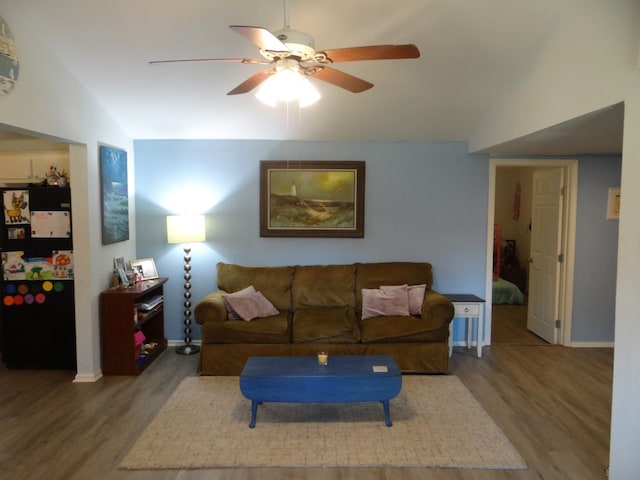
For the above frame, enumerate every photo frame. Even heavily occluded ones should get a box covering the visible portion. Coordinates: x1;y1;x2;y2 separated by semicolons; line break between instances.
100;144;129;244
117;267;129;286
130;258;159;280
606;187;620;220
114;257;128;286
260;160;365;237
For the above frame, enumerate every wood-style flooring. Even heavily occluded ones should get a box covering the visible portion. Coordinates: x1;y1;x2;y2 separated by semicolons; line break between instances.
492;302;547;345
0;341;612;479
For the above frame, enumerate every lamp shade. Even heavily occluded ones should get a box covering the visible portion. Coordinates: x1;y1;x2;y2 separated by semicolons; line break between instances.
166;215;205;244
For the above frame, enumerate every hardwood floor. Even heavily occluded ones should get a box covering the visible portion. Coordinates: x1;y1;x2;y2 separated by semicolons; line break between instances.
0;344;613;480
492;302;547;345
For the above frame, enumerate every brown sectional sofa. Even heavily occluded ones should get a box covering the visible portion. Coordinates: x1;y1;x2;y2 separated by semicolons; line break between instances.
194;261;455;375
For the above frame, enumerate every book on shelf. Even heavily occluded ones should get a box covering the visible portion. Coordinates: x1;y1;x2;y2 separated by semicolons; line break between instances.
135;295;163;312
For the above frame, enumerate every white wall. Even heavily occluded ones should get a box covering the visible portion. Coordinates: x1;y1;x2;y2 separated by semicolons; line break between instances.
468;0;638;153
610;86;640;480
468;1;640;477
0;3;135;380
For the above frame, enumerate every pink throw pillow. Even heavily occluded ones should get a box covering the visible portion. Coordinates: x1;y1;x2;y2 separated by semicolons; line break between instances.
361;285;410;320
222;286;256;320
382;284;426;315
223;291;279;321
408;284;427;315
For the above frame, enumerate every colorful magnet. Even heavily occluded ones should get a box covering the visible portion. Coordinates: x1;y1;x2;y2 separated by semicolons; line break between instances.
3;295;14;306
42;281;53;292
24;293;34;304
13;295;23;305
17;284;28;295
35;292;46;304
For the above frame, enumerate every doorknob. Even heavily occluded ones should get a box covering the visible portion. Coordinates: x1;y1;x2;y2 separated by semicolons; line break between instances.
527;258;533;263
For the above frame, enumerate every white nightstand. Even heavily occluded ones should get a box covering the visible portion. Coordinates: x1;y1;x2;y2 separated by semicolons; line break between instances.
443;294;486;358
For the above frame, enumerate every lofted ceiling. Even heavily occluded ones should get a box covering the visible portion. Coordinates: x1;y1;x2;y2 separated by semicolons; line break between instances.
2;0;623;154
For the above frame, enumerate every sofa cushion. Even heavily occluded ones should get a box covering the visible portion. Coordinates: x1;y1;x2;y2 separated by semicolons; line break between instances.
201;311;290;344
217;262;294;311
222;290;279;321
292;306;361;343
360;316;448;343
355;262;433;310
361;285;410;319
292;264;355;309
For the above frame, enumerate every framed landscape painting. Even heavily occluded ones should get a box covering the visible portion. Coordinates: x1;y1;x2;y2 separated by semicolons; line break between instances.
260;160;365;237
100;144;129;244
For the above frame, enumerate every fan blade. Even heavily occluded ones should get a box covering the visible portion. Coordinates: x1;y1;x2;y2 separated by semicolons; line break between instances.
149;57;269;65
229;25;290;53
319;44;420;63
308;67;373;93
227;69;275;95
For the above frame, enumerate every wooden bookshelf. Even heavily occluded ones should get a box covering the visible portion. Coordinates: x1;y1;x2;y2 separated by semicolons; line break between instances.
100;278;168;375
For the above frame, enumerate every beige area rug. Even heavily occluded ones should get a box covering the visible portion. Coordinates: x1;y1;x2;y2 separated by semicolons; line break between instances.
120;375;526;470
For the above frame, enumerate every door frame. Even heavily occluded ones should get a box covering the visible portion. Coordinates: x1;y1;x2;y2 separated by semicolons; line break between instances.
485;158;578;346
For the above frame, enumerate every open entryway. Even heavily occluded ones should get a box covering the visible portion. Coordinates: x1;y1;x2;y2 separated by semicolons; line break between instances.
485;159;578;347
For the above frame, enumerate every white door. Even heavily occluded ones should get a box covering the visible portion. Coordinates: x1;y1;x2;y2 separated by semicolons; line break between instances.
527;168;564;343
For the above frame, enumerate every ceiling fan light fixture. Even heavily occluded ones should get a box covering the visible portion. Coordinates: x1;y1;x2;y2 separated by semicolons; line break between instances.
255;66;320;108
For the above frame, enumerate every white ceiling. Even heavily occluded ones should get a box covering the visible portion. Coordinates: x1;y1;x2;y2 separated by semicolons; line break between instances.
4;0;623;154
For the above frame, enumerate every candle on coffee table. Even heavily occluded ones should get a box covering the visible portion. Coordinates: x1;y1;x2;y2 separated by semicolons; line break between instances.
317;352;328;365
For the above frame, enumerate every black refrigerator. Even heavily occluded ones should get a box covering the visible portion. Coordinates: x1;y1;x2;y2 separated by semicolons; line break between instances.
0;186;76;369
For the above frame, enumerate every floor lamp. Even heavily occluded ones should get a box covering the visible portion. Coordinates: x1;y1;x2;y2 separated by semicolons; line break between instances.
166;214;205;355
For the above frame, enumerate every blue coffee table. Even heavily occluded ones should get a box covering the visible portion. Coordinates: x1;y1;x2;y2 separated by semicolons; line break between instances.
239;355;402;428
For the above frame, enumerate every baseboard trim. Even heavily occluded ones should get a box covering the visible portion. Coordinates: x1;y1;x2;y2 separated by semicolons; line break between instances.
453;340;614;348
451;340;480;348
166;339;613;350
570;341;614;348
168;339;202;348
73;371;103;383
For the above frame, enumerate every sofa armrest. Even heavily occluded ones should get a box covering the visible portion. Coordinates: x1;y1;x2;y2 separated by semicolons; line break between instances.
420;290;455;329
194;290;228;325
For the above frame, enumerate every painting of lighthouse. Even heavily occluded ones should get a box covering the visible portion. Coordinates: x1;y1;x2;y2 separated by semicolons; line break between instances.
260;161;365;238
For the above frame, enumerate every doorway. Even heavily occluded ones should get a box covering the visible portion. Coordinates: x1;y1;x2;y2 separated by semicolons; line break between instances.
485;159;578;347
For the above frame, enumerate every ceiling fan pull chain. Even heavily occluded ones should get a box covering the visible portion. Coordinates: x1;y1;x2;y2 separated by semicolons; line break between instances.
283;0;291;29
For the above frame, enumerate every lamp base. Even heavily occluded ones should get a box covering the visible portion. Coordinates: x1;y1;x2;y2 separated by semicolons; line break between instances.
175;344;200;355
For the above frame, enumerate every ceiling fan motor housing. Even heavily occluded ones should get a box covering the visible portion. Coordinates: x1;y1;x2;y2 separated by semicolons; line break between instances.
270;28;315;60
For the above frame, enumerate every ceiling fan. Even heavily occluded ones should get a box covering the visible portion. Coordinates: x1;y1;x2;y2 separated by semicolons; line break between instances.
149;1;420;98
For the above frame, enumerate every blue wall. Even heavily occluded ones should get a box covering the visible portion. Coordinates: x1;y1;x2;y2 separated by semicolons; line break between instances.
572;155;621;342
133;139;619;344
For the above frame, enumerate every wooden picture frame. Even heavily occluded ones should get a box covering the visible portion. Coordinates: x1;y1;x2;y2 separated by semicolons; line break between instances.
260;161;365;238
99;144;129;244
130;258;159;280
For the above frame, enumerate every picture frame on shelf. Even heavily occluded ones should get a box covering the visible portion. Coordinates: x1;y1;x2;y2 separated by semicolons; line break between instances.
259;160;365;238
113;256;129;286
117;267;129;286
130;258;159;280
